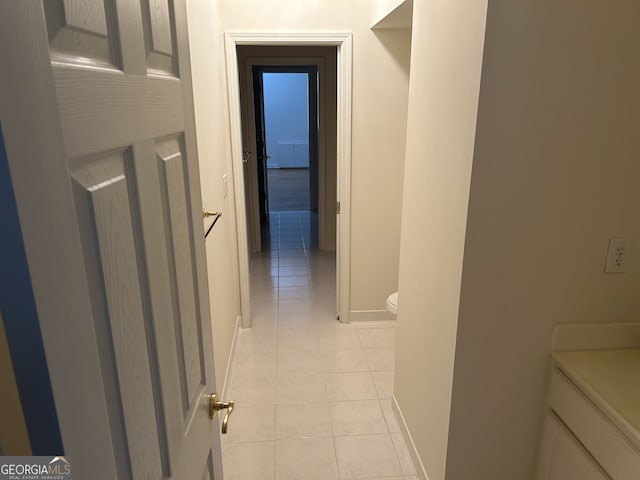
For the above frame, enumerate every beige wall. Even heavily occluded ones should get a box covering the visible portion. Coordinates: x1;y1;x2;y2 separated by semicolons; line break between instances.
219;0;411;315
446;0;640;478
371;0;413;29
396;0;640;478
371;0;405;26
186;0;242;394
393;0;488;479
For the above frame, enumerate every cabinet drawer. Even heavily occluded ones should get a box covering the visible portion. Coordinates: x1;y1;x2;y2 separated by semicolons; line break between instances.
550;369;640;480
537;412;608;480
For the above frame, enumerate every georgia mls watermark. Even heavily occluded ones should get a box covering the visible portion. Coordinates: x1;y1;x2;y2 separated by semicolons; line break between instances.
0;457;71;480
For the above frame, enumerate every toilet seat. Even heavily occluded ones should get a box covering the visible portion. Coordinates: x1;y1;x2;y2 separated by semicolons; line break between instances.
386;292;398;315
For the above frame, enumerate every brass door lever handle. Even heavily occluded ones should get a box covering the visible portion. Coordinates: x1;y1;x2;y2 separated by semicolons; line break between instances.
203;210;223;239
203;209;222;219
209;394;234;434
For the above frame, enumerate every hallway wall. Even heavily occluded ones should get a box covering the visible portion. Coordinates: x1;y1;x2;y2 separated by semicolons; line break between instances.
395;0;640;479
220;0;411;317
447;0;640;478
394;1;489;479
187;0;242;394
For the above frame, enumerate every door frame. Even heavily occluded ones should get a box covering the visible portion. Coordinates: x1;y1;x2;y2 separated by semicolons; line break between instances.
224;32;353;326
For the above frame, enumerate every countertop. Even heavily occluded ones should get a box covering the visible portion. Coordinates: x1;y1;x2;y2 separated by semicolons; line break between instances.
552;348;640;451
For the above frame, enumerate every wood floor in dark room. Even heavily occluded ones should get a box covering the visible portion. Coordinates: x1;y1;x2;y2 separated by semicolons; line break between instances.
267;167;310;211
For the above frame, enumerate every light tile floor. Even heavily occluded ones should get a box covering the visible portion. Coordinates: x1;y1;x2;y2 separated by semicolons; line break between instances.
222;211;416;480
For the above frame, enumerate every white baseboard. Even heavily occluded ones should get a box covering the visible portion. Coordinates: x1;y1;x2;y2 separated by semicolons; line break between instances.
221;315;242;401
349;320;397;329
349;309;394;322
392;394;429;480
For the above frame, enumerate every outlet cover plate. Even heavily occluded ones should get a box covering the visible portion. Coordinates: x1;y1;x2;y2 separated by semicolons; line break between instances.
604;238;632;273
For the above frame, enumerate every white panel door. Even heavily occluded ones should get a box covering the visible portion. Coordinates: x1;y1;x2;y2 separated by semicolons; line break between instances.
0;2;223;479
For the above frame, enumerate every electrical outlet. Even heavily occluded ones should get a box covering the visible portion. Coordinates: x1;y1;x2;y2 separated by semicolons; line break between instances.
222;173;229;198
604;238;632;273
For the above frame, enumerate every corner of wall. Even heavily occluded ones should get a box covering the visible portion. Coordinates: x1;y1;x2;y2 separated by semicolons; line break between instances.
221;315;242;400
391;395;428;480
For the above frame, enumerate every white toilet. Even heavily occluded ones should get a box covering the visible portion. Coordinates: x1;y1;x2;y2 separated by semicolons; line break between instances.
386;291;398;317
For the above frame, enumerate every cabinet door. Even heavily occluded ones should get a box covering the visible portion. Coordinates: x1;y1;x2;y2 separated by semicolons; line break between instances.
537;413;609;480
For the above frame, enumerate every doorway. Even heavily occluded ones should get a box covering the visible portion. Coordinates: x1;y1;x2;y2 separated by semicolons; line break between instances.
225;36;352;327
253;67;319;249
244;57;333;322
225;32;353;327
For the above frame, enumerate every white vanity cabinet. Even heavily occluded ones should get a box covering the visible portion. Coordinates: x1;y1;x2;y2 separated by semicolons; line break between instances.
537;350;640;480
538;412;607;480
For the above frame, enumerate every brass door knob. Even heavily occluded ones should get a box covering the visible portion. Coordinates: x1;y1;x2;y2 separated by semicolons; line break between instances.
209;394;234;434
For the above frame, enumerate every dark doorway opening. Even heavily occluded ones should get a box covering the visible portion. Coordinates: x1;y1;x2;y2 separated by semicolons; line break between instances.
252;66;319;248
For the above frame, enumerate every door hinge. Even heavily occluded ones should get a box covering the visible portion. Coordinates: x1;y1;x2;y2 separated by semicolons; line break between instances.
336;201;341;214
